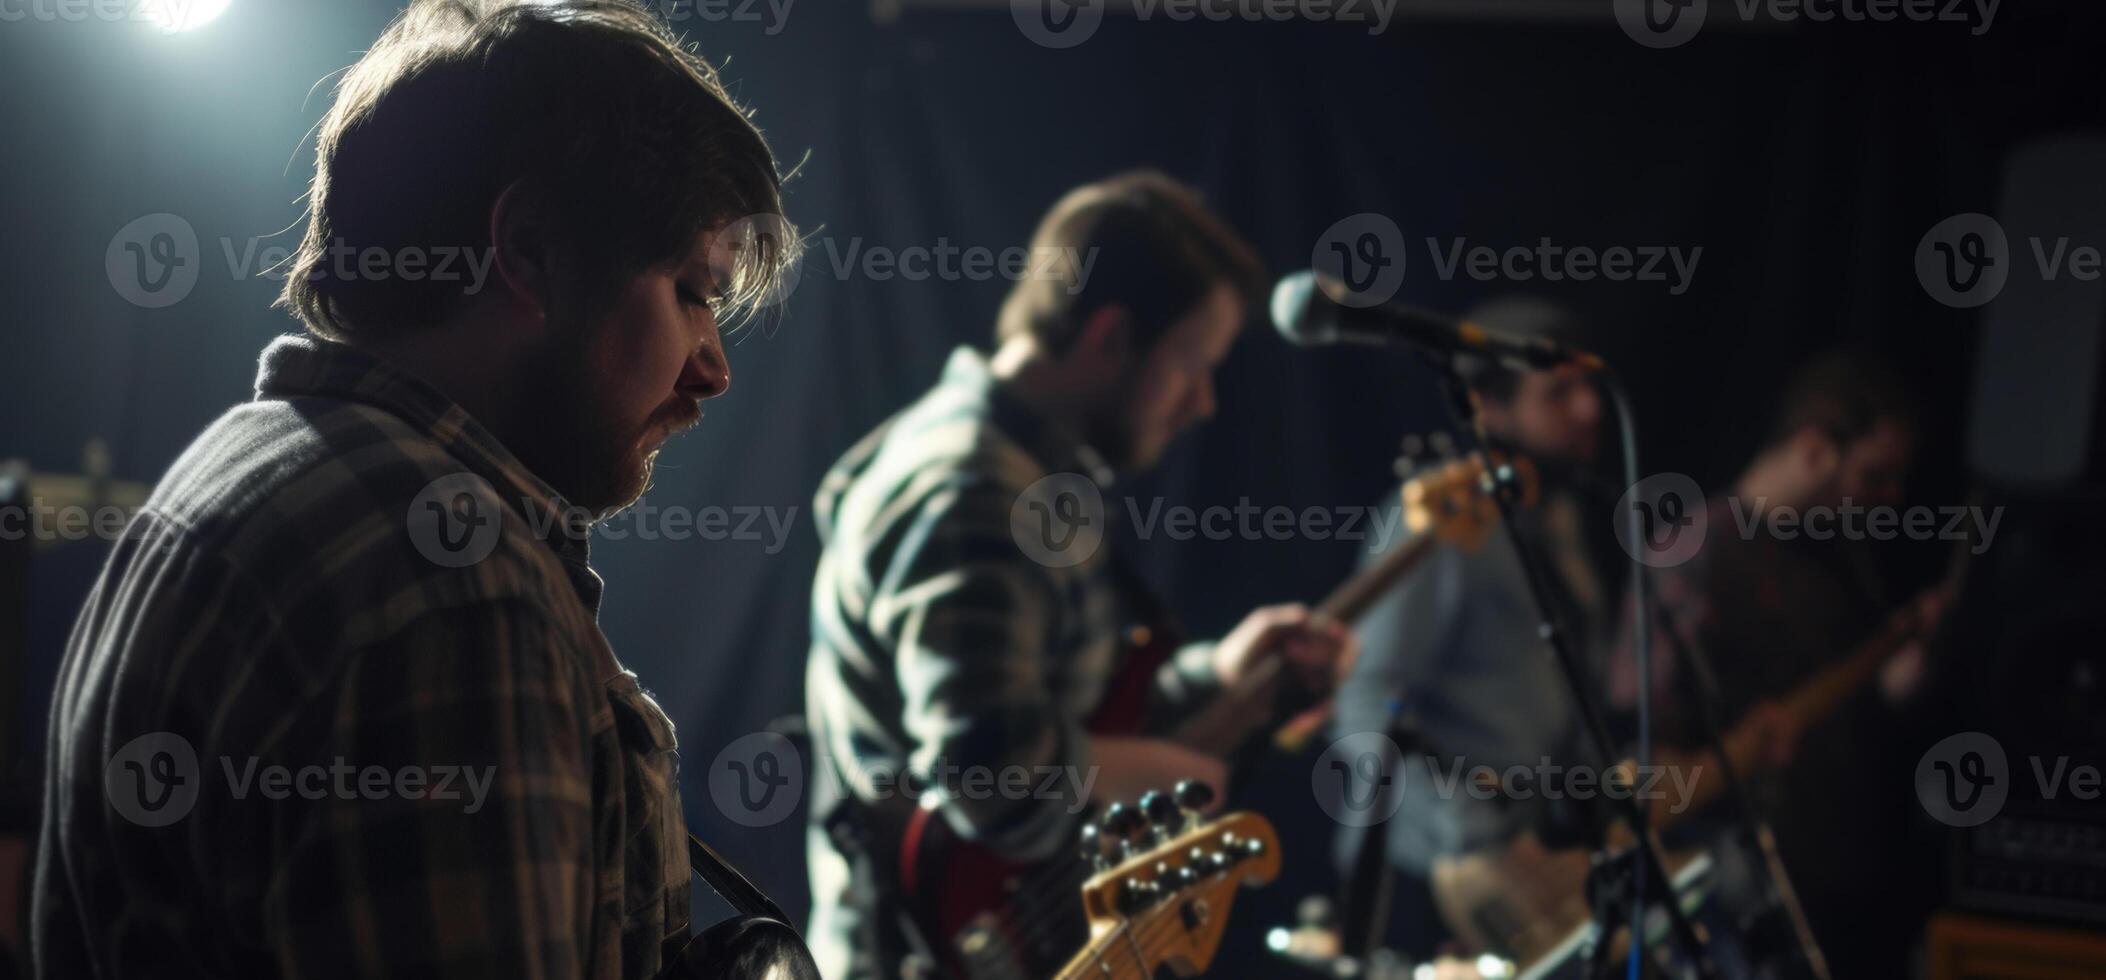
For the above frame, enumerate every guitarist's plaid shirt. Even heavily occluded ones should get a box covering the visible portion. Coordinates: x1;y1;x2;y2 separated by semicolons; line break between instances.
35;335;691;980
804;347;1221;979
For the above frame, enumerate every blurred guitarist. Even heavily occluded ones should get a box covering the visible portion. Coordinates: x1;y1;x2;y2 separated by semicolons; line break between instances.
1608;351;1952;975
1327;296;1643;959
804;171;1354;979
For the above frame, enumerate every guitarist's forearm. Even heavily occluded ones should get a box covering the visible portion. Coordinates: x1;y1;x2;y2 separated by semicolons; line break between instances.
1640;745;1721;828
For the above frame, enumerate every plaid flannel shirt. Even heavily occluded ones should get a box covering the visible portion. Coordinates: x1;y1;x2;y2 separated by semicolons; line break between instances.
34;335;690;980
803;347;1219;979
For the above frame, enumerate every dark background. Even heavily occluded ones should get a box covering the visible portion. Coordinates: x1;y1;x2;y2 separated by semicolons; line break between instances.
5;0;2104;968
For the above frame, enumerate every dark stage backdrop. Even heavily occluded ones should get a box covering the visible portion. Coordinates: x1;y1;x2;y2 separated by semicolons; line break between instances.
4;0;2103;940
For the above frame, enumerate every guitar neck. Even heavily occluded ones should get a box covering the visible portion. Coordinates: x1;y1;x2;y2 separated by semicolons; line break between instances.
1645;616;1919;832
1171;532;1439;756
1777;620;1911;731
1055;925;1151;980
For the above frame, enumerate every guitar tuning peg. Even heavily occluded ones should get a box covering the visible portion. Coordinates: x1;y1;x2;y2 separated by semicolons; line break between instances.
1114;877;1156;916
1078;822;1108;871
1139;789;1180;830
1172;779;1215;813
1395;434;1427;479
1101;802;1146;855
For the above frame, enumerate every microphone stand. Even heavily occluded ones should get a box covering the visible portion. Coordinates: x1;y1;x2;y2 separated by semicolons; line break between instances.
1643;591;1831;979
1338;701;1422;959
1420;353;1720;980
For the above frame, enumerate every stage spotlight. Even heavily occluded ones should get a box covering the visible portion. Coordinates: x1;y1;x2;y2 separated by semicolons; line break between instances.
137;0;231;34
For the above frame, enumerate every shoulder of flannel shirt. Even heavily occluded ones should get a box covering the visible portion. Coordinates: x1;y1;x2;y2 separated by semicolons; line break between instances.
139;394;601;669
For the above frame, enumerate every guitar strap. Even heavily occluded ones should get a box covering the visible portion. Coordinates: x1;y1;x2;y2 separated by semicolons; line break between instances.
688;833;791;923
678;834;822;980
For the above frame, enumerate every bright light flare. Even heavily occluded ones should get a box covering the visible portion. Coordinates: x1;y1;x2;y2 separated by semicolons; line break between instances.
136;0;231;33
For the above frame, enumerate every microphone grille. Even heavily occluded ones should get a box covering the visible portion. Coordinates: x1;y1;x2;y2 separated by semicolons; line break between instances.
1269;270;1323;344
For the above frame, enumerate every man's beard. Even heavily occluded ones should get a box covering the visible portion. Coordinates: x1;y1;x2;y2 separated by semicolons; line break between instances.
1081;366;1156;473
1082;408;1136;473
507;329;666;521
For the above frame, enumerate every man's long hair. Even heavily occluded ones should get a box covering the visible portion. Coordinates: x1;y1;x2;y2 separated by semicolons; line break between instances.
279;0;799;338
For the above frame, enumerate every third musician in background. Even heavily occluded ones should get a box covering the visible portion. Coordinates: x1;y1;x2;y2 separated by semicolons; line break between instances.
1608;352;1953;976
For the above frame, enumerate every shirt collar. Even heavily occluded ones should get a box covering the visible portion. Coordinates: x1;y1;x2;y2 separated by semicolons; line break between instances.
938;346;1116;489
253;333;603;611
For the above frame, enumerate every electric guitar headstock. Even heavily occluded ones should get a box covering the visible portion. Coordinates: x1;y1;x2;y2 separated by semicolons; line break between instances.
1056;781;1282;979
1396;432;1540;551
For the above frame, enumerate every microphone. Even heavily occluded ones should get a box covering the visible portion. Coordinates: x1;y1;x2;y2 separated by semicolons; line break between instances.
1269;270;1598;371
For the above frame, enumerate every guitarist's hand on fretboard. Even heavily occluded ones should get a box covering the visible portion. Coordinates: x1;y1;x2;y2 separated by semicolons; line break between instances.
1725;699;1803;772
1878;581;1955;702
1210;602;1357;693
